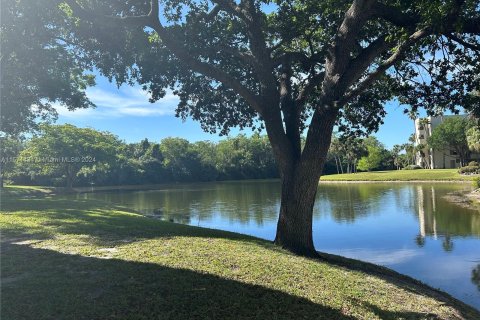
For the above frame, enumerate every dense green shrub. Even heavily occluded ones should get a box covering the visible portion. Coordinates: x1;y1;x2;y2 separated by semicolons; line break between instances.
403;165;422;170
468;161;479;167
458;166;480;175
473;177;480;189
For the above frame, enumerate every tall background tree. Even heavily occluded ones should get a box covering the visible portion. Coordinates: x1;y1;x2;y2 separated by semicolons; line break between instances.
4;0;480;255
391;144;404;170
427;116;475;166
17;124;121;189
467;126;480;153
356;137;385;171
328;135;366;174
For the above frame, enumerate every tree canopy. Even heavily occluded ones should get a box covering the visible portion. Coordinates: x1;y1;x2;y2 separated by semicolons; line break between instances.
0;0;95;136
56;0;480;134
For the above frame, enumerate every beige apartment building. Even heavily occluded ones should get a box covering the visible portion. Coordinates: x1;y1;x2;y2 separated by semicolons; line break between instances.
414;115;479;169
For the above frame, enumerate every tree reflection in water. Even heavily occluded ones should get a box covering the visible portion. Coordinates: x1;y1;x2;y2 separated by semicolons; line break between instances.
472;265;480;291
413;185;480;252
441;235;454;252
415;234;426;247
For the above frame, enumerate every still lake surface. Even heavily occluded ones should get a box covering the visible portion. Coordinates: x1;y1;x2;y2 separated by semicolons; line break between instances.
77;180;480;309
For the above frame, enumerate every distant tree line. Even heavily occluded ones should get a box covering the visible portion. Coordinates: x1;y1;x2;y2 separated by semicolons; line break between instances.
1;124;278;188
3;121;478;188
5;123;388;188
0;124;408;188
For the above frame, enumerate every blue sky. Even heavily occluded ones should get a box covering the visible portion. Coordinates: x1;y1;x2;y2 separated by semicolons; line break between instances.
57;75;416;149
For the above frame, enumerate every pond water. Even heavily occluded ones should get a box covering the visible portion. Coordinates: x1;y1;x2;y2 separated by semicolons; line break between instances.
76;180;480;309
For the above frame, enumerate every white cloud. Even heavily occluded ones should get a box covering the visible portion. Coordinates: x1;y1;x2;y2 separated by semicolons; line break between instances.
57;86;178;119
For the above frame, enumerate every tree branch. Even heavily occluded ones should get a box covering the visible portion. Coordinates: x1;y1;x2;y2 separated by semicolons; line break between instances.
462;18;480;34
198;5;221;22
211;0;249;21
322;0;377;99
64;0;152;26
371;1;420;28
339;35;391;91
340;28;431;105
148;23;263;112
65;0;263;113
295;73;325;107
272;51;323;68
334;0;377;55
445;33;480;51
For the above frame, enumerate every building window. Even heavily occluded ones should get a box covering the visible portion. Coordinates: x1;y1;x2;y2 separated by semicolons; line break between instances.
450;150;458;156
419;135;425;139
418;125;424;130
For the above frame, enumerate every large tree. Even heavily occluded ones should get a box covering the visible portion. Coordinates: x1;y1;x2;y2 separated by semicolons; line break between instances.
17;124;121;189
357;137;384;171
0;0;95;136
14;0;480;255
467;126;480;153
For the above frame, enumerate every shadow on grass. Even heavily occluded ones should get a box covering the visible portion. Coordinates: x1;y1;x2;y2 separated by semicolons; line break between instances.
0;197;260;244
2;242;355;320
352;299;440;320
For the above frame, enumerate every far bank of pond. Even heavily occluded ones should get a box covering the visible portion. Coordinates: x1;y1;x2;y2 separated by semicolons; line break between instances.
70;180;480;310
321;169;473;182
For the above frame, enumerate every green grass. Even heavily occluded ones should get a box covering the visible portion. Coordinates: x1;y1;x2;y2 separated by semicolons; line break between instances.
321;169;475;182
1;186;479;319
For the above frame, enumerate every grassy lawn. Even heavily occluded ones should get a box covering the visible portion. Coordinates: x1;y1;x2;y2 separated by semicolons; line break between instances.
1;186;479;319
321;169;475;182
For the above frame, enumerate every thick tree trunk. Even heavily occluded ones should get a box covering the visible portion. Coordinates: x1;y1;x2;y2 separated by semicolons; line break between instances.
274;164;320;256
273;111;335;257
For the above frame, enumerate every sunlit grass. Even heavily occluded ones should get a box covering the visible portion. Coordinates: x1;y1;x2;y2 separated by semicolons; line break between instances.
321;169;474;181
1;187;478;319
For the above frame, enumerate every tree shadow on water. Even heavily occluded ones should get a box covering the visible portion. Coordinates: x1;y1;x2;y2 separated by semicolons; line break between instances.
1;243;353;320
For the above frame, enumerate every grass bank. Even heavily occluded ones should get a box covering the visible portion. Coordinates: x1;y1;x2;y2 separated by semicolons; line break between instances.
321;169;474;182
1;186;479;319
